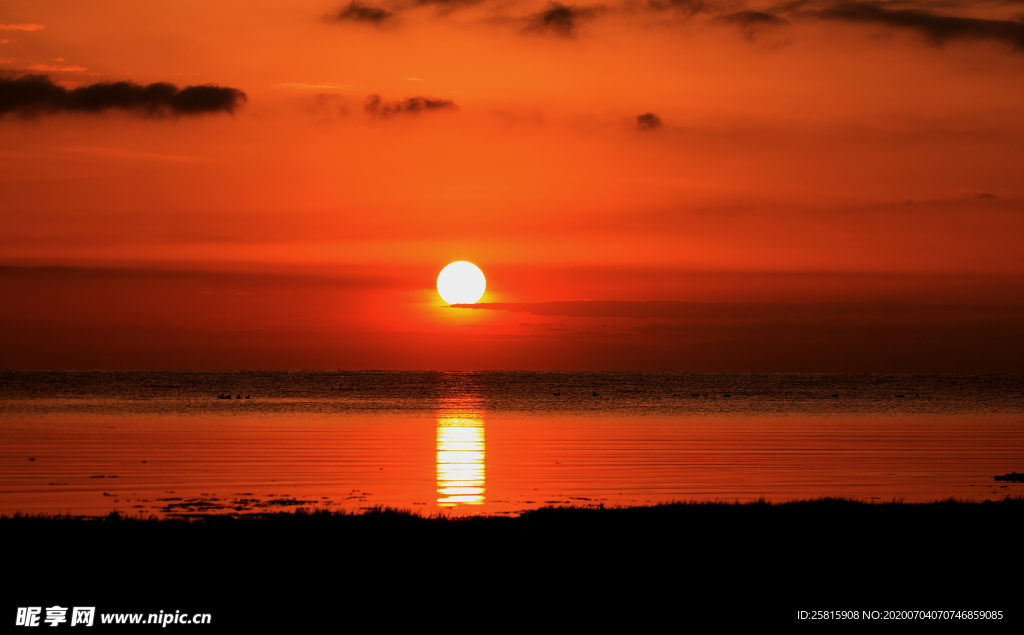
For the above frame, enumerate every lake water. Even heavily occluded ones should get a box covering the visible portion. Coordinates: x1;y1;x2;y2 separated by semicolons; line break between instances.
1;371;1022;516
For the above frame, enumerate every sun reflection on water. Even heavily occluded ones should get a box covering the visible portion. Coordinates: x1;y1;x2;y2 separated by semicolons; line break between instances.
436;397;485;507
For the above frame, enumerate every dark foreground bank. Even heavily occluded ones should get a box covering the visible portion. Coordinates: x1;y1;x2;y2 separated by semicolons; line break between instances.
4;499;1022;629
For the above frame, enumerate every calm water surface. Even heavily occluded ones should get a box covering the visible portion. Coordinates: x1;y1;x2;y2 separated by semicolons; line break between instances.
1;371;1022;516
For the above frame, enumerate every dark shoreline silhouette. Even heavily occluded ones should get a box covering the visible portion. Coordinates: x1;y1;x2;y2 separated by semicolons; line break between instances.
5;498;1022;627
5;495;1022;521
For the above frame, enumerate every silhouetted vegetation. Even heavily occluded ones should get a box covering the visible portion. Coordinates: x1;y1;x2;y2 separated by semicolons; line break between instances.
4;498;1022;626
995;472;1024;482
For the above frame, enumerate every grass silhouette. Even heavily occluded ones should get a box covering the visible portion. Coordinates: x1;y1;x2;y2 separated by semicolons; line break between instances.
5;497;1021;627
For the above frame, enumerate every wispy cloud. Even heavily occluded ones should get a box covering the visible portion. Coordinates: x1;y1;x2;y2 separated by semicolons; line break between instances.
0;24;44;31
26;64;88;72
60;146;215;164
718;10;790;41
646;0;712;16
452;300;1024;323
276;82;366;91
411;0;487;14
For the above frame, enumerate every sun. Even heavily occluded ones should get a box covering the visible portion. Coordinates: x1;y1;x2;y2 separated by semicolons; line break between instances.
437;261;486;305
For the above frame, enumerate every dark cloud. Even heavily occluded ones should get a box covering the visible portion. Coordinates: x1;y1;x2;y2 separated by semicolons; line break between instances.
0;74;246;117
323;2;395;25
636;112;663;130
809;2;1024;50
522;3;604;38
364;94;457;116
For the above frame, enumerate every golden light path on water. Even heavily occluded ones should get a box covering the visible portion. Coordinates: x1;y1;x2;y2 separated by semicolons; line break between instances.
436;409;485;507
4;373;1024;517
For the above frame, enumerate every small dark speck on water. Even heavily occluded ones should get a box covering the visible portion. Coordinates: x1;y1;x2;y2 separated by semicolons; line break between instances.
28;458;35;461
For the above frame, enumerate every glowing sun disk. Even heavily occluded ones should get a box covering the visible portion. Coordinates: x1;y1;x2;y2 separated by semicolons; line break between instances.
437;261;486;305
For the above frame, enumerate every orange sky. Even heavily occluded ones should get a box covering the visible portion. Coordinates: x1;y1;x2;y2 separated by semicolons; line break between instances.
2;0;1024;370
